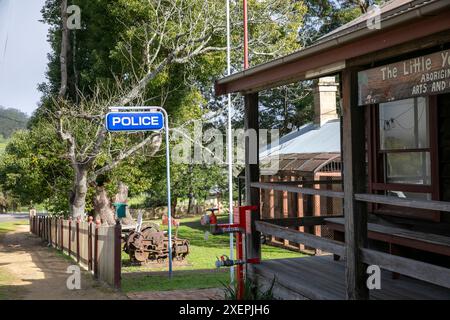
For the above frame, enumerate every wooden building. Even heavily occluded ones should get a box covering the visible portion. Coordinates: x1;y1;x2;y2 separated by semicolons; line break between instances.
254;120;343;251
216;0;450;299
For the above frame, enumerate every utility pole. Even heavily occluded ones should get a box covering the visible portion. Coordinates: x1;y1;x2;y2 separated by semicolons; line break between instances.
243;0;249;69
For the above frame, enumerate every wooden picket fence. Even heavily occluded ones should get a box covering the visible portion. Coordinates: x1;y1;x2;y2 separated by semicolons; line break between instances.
30;215;121;289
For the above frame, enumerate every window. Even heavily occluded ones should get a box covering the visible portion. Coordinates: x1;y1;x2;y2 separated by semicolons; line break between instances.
367;96;439;221
378;97;432;191
379;97;429;151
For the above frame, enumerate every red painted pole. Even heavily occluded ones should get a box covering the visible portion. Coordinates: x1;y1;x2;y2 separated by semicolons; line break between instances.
243;0;249;69
236;231;244;300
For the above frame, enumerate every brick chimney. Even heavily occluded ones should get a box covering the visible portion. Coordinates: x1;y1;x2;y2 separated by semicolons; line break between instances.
313;76;338;126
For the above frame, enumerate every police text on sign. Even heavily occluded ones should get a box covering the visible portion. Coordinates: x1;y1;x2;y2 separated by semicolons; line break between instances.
105;112;164;132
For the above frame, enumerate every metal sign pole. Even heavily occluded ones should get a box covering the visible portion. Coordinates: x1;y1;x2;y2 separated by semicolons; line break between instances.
107;106;173;278
226;0;235;284
160;108;173;278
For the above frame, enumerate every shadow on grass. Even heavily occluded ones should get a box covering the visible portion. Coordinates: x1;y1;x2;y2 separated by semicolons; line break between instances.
121;268;229;293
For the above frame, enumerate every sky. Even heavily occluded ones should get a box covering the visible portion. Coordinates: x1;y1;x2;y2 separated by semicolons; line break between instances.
0;0;51;115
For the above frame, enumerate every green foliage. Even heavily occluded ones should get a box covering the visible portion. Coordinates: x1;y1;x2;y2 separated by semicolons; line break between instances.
0;106;29;139
4;0;314;216
221;276;276;300
0;138;7;155
301;0;371;45
259;82;314;134
0;122;73;215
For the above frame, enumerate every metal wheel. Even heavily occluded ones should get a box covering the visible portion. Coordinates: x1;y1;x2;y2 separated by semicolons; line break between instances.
134;250;148;263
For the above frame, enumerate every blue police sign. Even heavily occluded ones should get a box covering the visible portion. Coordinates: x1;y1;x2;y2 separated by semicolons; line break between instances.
105;112;164;132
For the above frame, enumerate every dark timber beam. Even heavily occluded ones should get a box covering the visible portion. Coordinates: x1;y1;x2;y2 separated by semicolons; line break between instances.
244;93;261;260
341;68;368;300
255;221;345;257
251;182;344;199
261;215;344;227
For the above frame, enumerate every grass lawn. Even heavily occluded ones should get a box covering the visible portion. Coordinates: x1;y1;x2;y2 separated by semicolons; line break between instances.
0;220;28;237
122;271;230;293
121;215;305;293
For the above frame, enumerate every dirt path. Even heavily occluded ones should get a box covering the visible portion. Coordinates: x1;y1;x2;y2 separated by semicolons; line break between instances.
127;288;224;300
0;224;127;300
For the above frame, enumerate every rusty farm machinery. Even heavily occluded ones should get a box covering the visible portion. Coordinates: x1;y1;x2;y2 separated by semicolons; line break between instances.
122;212;190;264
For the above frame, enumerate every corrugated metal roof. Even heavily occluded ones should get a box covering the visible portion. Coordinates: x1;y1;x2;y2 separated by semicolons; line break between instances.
260;119;341;158
259;152;341;175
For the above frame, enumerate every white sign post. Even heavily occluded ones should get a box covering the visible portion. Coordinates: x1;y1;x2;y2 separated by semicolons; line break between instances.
106;106;173;278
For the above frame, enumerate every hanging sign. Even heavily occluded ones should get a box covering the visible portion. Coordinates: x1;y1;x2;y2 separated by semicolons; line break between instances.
358;49;450;105
105;112;164;132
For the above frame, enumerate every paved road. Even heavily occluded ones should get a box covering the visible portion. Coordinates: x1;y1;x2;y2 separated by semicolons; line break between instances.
0;213;29;223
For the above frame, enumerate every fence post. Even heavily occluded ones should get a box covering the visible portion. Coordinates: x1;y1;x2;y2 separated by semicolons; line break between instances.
55;217;58;248
88;216;93;271
49;217;52;245
94;219;100;279
48;217;51;245
60;217;64;252
76;217;80;263
114;219;122;289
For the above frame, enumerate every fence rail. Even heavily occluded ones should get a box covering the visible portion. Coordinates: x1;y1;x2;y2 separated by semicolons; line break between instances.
30;215;121;289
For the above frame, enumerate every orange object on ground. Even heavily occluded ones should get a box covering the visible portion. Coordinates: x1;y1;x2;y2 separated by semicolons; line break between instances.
162;214;179;227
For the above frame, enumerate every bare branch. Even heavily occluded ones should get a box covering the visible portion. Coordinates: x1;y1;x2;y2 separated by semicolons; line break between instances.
89;133;162;182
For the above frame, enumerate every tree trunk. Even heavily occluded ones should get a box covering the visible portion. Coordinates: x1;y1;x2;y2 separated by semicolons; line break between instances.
92;182;135;225
187;195;193;215
114;182;134;225
59;0;70;99
71;167;88;219
93;186;116;225
171;197;178;218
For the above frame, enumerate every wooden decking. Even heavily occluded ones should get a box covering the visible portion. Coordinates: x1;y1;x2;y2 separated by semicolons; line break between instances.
249;255;450;300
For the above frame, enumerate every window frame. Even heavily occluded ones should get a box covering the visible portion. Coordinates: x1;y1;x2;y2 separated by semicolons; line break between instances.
367;95;440;221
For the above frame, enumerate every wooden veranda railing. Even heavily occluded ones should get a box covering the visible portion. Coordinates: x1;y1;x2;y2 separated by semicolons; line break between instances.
251;182;450;290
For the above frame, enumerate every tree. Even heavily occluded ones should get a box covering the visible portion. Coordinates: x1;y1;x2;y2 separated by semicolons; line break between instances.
41;0;308;219
0;0;310;221
0;106;29;139
0;124;73;215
